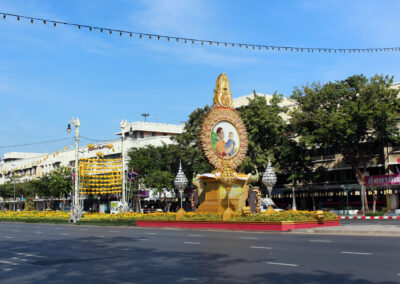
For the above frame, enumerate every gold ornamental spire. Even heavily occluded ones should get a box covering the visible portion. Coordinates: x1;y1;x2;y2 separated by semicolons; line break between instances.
213;73;233;108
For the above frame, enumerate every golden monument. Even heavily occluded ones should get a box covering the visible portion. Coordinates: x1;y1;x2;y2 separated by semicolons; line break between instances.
196;73;253;219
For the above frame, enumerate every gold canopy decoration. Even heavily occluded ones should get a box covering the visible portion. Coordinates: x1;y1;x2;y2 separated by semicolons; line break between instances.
79;158;122;195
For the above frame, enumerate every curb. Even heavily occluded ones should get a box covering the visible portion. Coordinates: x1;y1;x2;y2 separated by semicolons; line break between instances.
339;216;400;220
293;229;400;236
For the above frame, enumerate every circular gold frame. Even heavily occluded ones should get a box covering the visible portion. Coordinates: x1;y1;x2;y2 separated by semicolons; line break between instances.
199;107;248;170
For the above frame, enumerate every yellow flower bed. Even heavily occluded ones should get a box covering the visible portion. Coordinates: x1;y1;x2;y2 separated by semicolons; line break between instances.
0;210;70;222
81;212;176;222
229;210;337;222
0;210;337;224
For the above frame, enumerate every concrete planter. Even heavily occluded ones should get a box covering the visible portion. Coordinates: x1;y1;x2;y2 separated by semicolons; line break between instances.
135;219;340;231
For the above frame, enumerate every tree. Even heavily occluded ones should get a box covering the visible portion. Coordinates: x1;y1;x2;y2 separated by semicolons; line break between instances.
128;144;179;211
237;92;288;173
29;167;72;210
290;74;400;211
0;182;13;210
172;105;214;175
48;167;72;209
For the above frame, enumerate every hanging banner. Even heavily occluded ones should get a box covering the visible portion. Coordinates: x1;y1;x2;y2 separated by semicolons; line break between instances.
364;174;400;186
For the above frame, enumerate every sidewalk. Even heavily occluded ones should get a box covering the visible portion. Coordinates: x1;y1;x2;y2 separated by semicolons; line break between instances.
293;224;400;236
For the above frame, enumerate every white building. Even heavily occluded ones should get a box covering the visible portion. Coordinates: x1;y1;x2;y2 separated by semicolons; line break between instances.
0;121;184;185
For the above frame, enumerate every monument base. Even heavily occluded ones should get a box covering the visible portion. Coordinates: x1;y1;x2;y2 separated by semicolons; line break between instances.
196;177;248;214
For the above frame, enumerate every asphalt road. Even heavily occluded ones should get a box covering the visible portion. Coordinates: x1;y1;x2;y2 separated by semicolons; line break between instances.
0;222;399;284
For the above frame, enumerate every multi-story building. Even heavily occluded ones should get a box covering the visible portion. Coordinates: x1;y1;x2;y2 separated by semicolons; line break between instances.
0;121;184;185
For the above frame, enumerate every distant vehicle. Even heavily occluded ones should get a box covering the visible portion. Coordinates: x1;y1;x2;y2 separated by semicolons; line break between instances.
260;197;283;212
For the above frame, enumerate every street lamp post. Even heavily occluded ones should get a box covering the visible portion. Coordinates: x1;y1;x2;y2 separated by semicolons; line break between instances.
13;173;16;211
120;120;128;213
68;117;82;222
341;184;350;216
261;159;277;212
174;160;188;212
262;159;277;198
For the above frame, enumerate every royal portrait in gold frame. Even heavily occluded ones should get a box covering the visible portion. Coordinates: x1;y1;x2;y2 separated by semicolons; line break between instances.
199;107;248;170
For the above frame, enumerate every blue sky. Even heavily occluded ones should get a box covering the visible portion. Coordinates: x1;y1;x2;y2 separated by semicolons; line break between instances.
1;0;400;155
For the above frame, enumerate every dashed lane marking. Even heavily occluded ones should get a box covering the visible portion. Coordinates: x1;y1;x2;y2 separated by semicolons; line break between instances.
188;234;202;237
80;229;88;231
266;262;299;267
341;251;373;255
34;231;43;234
180;277;200;281
0;260;18;266
309;240;332;243
144;232;157;235
4;236;14;239
11;230;19;232
250;246;272;250
60;233;71;236
184;242;200;245
109;230;120;233
241;237;259;240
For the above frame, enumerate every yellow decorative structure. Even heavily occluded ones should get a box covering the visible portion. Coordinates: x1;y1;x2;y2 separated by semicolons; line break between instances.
79;158;122;195
196;73;251;219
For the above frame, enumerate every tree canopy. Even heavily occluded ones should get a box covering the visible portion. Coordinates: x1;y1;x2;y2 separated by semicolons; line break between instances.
290;74;400;208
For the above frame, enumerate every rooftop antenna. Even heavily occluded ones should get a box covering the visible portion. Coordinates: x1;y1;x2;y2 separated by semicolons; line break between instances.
141;113;150;122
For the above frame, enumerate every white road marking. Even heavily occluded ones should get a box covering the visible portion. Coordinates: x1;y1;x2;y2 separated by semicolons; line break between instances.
98;235;106;238
397;273;400;276
138;238;147;241
341;251;373;255
4;236;14;239
16;253;45;258
55;228;62;230
80;229;88;231
241;237;259;240
180;277;199;281
34;231;43;234
250;246;272;250
309;240;332;243
144;232;156;235
11;230;19;232
184;242;200;245
34;226;41;229
122;248;129;251
60;233;70;236
0;260;18;266
266;262;299;267
3;268;12;272
188;234;202;237
109;230;120;233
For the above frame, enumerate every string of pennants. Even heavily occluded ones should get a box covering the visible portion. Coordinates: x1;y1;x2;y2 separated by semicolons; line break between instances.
1;144;73;177
271;189;398;199
1;11;400;55
79;158;122;195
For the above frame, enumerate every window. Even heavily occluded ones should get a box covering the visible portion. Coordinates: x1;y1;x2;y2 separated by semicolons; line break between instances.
152;132;156;136
140;131;144;138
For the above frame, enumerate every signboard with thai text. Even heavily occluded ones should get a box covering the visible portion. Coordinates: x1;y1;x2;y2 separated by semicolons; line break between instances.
364;174;400;186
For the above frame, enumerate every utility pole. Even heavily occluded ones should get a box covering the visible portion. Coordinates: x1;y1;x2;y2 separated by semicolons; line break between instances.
120;120;128;213
68;117;82;222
